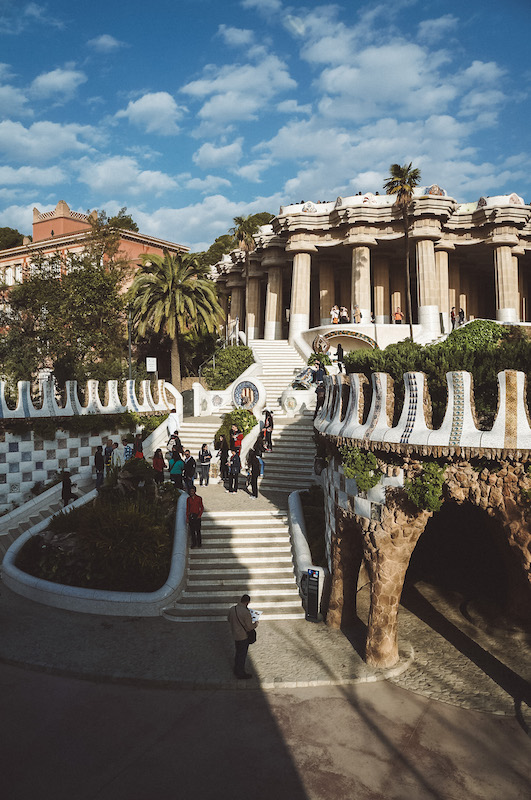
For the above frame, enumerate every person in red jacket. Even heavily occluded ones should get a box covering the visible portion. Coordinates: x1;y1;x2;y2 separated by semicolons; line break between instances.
186;486;204;549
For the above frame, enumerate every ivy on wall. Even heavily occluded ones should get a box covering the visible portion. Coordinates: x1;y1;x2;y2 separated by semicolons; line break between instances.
404;461;446;512
339;445;382;492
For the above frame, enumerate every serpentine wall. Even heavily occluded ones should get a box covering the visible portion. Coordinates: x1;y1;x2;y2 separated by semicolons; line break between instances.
316;371;531;668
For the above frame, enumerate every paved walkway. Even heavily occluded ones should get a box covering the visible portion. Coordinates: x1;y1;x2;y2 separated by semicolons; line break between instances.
1;475;529;722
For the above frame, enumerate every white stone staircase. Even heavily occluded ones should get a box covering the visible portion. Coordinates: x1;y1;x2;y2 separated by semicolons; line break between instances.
259;415;316;493
249;339;306;412
163;509;305;621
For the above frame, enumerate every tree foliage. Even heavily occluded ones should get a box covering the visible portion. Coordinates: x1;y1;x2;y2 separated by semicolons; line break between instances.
129;250;223;385
0;226;24;251
344;320;531;428
201;344;254;390
0;251;126;389
192;212;274;267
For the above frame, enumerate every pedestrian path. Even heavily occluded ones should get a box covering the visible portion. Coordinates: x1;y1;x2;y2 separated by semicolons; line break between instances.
259;415;316;492
249;339;306;412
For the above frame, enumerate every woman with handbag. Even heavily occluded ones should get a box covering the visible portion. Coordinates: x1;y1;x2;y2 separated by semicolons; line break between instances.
227;594;258;679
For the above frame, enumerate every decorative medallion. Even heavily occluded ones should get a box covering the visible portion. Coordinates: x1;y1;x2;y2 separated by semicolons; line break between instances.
427;184;445;196
312;334;330;354
302;202;317;213
285;396;297;410
211;394;223;407
233;380;260;409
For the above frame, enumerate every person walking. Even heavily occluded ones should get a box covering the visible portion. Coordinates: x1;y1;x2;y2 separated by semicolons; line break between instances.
217;434;229;483
451;307;456;329
133;433;144;459
353;304;362;324
247;448;260;499
94;446;104;490
330;304;340;324
183;449;196;493
110;442;122;468
186;486;204;549
228;448;241;493
167;407;180;439
168;451;184;488
458;307;465;326
198;443;212;487
394;307;404;324
61;470;76;507
263;409;273;452
103;439;113;475
152;448;166;484
122;438;133;463
339;306;349;323
336;342;344;373
227;594;258;679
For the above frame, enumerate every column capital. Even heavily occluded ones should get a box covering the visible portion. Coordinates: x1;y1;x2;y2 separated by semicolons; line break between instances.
434;240;456;252
343;234;377;247
486;235;520;248
286;234;318;254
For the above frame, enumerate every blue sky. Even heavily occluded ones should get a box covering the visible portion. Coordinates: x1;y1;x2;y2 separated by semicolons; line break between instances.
1;0;530;251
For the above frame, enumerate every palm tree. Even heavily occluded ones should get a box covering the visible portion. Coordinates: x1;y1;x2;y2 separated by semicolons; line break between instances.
384;162;421;341
129;250;223;387
230;215;260;338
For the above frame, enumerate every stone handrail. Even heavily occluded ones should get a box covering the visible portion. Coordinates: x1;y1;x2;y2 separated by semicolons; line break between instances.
317;370;531;457
0;379;181;419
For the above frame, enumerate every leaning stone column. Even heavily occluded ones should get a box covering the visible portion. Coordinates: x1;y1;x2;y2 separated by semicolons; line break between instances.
319;262;335;325
264;266;283;340
373;255;390;324
351;246;372;322
416;238;440;335
287;237;317;345
494;245;519;322
246;276;261;341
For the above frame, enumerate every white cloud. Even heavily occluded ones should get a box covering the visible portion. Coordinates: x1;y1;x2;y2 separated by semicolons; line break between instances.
185;175;232;193
0;120;101;161
277;99;312;114
417;15;458;44
192;139;243;169
0;164;65;185
235;158;273;182
217;25;255;47
181;54;296;126
76;156;177;196
115;92;185;135
241;0;282;13
87;34;126;53
0;84;31;118
30;67;87;99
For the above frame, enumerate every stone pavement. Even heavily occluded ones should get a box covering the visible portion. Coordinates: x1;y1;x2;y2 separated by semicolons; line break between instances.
0;474;529;723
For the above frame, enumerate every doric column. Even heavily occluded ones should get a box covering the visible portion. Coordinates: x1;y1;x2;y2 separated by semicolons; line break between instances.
448;259;460;324
494;245;518;322
435;243;453;333
264;266;283;340
319;262;335;325
390;265;406;323
246;276;261;340
286;238;317;345
230;285;244;326
351;246;372;323
373;255;390;324
416;238;440;334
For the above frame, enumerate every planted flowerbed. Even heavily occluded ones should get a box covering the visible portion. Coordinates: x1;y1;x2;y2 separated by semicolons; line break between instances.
16;459;181;593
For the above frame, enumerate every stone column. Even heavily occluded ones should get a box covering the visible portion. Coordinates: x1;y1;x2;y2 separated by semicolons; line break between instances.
448;260;460;325
435;244;452;333
494;245;518;322
351;246;371;323
264;266;283;340
518;258;527;322
390;265;406;323
230;286;244;327
319;262;335;325
373;255;390;324
416;238;440;334
286;238;317;345
246;276;261;340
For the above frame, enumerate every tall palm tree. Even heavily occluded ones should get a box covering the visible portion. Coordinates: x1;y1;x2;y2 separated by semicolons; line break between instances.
129;250;223;387
384;162;421;341
230;215;260;338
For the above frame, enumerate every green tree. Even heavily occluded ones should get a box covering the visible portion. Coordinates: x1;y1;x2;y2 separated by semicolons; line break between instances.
108;207;139;232
129;250;223;386
0;252;126;388
0;226;24;251
384;162;421;341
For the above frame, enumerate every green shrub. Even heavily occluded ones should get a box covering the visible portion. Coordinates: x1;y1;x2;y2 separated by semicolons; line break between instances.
340;446;382;492
214;409;258;445
404;461;446;512
201;345;254;390
343;321;531;429
16;486;180;592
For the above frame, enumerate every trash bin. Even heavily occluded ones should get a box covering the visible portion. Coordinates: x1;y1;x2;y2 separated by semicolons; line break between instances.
301;568;320;622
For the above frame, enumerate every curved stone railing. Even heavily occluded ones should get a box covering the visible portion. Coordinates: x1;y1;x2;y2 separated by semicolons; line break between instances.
0;379;181;419
317;370;531;456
